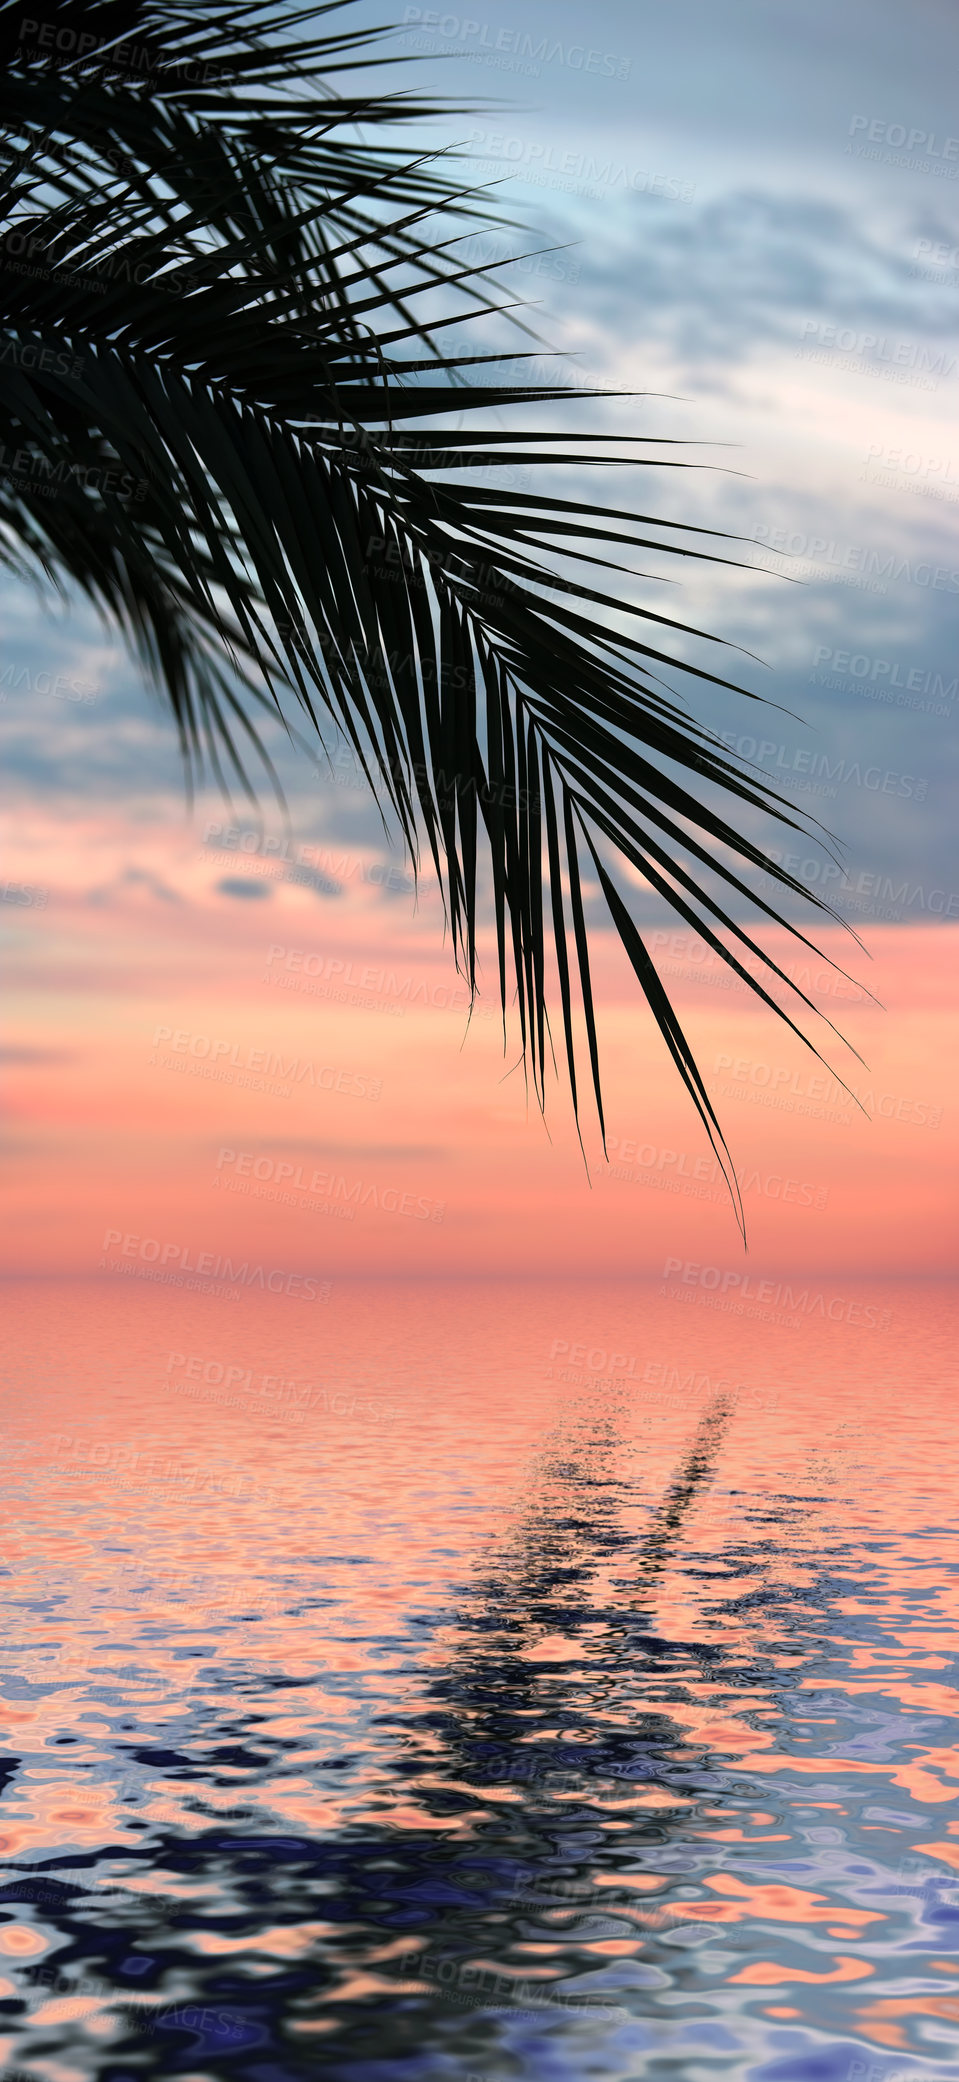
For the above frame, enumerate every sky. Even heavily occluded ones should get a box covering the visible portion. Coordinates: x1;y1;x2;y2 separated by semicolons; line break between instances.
2;0;957;1284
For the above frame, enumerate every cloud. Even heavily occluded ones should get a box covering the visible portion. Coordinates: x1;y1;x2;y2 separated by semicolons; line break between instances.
0;1044;77;1064
215;876;273;901
87;865;182;906
283;862;342;897
578;189;957;385
219;1139;448;1160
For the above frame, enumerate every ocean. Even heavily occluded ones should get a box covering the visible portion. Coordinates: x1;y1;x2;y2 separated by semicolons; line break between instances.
0;1274;956;2080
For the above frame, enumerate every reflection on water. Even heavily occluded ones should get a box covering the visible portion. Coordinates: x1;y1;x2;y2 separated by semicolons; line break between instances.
0;1277;956;2079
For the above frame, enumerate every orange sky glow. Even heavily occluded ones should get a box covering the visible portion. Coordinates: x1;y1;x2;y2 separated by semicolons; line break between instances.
3;806;955;1282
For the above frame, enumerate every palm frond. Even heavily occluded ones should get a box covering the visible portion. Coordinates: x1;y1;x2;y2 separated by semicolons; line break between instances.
0;0;867;1235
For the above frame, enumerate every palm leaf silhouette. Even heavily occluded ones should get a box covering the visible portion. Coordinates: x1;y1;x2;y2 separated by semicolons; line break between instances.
0;0;864;1234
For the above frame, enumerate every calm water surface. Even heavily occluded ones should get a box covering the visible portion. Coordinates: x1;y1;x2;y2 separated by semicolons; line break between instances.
0;1276;956;2081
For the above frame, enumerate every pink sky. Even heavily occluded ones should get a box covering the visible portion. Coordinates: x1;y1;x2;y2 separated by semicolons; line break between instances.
2;805;956;1281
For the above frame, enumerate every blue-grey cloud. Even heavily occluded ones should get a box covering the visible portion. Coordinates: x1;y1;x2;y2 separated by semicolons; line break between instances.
87;866;182;906
0;1044;77;1064
575;190;957;385
215;876;273;901
224;1140;448;1160
283;863;343;897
